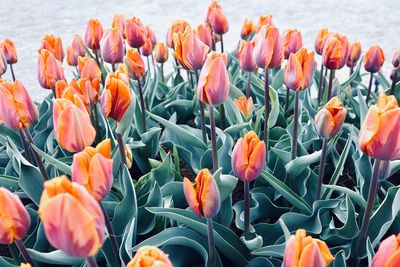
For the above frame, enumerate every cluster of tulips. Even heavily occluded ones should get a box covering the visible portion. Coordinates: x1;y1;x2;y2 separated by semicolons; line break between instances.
0;0;400;266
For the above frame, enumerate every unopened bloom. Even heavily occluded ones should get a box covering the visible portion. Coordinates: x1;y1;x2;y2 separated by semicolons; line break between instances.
0;80;38;129
100;28;124;64
364;45;385;73
78;56;101;103
241;18;256;39
0;38;18;64
39;34;64;62
39;176;105;257
37;49;65;89
183;169;221;218
359;92;400;160
53;96;96;152
84;18;104;50
145;25;157;46
234;96;254;119
153;42;168;63
314;28;329;56
253;24;283;69
72;139;113;201
282;29;303;59
125;48;145;80
231;131;266;182
0;50;6;75
284;48;315;91
315;97;347;139
127;246;173;267
140;38;153;57
55;78;93;111
197;52;229;105
196;24;213;49
166;20;191;48
112;14;127;38
283;229;334;267
125;16;146;48
208;6;229;35
346;41;362;68
372;234;400;267
256;14;274;32
0;188;31;244
125;144;133;169
392;49;400;70
322;32;349;70
66;35;86;66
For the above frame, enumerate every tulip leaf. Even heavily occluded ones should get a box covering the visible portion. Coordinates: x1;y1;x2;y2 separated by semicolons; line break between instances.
31;144;71;175
251;243;285;258
27;249;84;265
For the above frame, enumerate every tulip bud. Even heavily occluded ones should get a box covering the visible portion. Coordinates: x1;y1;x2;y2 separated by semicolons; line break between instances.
208;7;229;35
0;188;31;244
241;18;256;40
314;28;329;56
346;41;362;68
153;42;169;63
206;0;222;21
166;20;191;48
197;52;229;105
146;25;157;46
112;14;127;38
196;23;213;49
284;48;315;91
234;96;254;119
183;168;221;218
72;139;113;201
283;229;334;267
66;35;86;66
56;78;93;112
100;28;124;64
38;49;65;89
256;14;274;32
39;34;64;62
0;50;7;75
315;97;347;139
125;144;133;169
20;264;31;267
392;49;400;69
125;48;145;80
125;16;146;48
0;38;18;64
231;131;266;182
101;71;132;122
127;246;173;267
39;176;105;257
359;92;400;160
173;28;209;70
253;25;283;69
0;80;38;129
78;56;101;103
53;96;96;152
282;29;303;60
372;234;400;267
322;33;349;70
140;38;153;57
364;45;385;73
85;18;104;50
238;40;257;72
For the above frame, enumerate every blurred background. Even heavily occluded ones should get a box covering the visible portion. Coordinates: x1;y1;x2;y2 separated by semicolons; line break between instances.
0;0;398;100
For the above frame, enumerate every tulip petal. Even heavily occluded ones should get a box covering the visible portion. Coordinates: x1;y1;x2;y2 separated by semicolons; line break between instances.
183;178;201;217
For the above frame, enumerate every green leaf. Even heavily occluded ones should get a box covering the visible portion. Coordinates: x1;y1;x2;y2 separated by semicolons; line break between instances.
28;249;84;265
32;144;71;175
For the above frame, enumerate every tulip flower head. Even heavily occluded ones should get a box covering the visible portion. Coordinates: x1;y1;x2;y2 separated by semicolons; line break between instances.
39;34;64;62
112;14;127;38
231;131;266;182
78;56;101;82
125;48;145;80
39;176;105;257
100;27;124;64
0;38;18;64
314;28;329;56
125;16;146;48
359;92;400;160
392;49;400;70
241;18;256;40
315;97;347;139
127;246;173;267
364;45;385;73
283;229;334;267
238;40;257;72
0;50;7;75
153;42;169;63
0;188;31;244
253;24;283;69
284;48;315;91
38;49;65;89
256;14;274;32
183;168;221;218
322;32;349;70
56;78;93;112
140;38;153;57
125;144;133;169
372;234;400;267
208;6;229;35
146;25;157;46
196;23;213;49
282;29;303;60
206;0;222;21
166;20;191;48
84;18;104;50
66;35;86;66
346;41;362;68
234;96;254;119
197;51;230;105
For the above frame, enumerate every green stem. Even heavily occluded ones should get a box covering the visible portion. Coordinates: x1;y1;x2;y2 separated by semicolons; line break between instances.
15;240;34;267
137;78;147;132
209;105;218;173
23;128;49;181
206;218;217;267
18;129;32;163
161;63;165;83
195;70;207;144
327;69;335;100
284;85;290;114
264;68;270;164
9;63;16;81
87;257;99;267
8;244;20;263
219;104;226;130
244;181;250;239
100;202;120;266
220;34;224;53
116;132;127;167
291;90;299;160
317;64;324;104
390;71;398;95
366;72;374;105
315;138;328;200
246;72;251;98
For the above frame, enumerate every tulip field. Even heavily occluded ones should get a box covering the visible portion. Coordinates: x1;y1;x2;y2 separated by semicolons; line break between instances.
1;1;400;267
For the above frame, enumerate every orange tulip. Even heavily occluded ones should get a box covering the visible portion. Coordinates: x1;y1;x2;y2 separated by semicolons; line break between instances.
39;34;64;62
101;70;132;122
37;49;65;89
392;49;400;69
359;92;400;160
364;45;385;73
372;234;400;267
153;42;168;63
238;40;257;72
315;97;347;139
125;16;146;48
78;56;101;103
140;38;153;57
322;32;349;70
20;264;31;267
0;50;6;75
39;176;105;257
241;18;256;40
71;139;113;201
346;41;362;68
256;14;274;32
0;38;18;64
125;144;133;169
197;52;229;105
196;23;213;49
206;0;222;21
125;48;145;80
0;80;38;129
166;20;191;48
127;246;173;267
234;96;254;119
100;28;124;64
66;35;86;66
84;18;104;50
314;28;330;56
283;229;334;267
253;24;283;69
183;169;220;218
56;78;94;111
0;187;31;244
112;14;127;38
282;29;303;60
231;131;266;182
145;25;157;46
53;96;96;152
173;28;209;70
208;6;229;35
284;48;315;91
